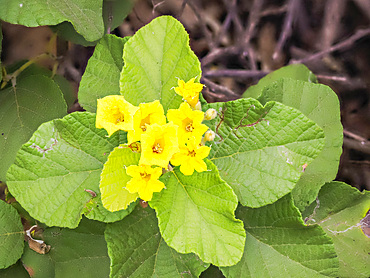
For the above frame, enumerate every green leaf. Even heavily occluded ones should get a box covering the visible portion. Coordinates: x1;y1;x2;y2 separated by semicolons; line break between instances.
53;74;75;110
6;112;131;228
242;64;317;99
150;160;246;267
51;0;134;46
0;22;2;69
0;200;24;269
79;34;129;112
100;146;140;212
0;0;104;42
105;205;209;278
102;0;134;33
258;78;343;211
221;195;339;278
120;15;201;111
50;22;98;47
0;260;29;277
7;62;75;109
0;74;67;181
200;265;225;278
304;182;370;277
204;98;325;207
21;217;110;277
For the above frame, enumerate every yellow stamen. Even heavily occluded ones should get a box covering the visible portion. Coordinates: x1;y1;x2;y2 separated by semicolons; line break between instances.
116;114;125;123
152;143;163;154
140;172;151;182
188;150;196;157
185;123;194;132
140;115;151;131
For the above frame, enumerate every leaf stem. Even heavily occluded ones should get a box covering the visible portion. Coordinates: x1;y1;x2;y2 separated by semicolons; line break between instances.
1;53;56;89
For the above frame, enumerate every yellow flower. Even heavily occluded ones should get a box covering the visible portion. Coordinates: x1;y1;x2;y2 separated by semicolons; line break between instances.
126;165;165;201
171;137;210;175
96;95;138;137
127;100;166;144
140;123;180;168
167;102;209;143
174;77;204;107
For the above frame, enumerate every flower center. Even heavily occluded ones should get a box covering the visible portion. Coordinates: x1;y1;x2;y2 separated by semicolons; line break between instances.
115;113;125;123
188;150;196;157
185;123;194;132
140;172;151;182
140;115;151;131
152;143;163;154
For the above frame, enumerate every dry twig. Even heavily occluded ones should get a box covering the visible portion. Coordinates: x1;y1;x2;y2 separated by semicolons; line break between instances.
273;0;299;61
203;69;267;79
202;77;240;99
291;28;370;64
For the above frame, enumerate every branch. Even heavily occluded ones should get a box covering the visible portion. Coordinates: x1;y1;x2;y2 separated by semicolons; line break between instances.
243;0;265;70
203;69;267;79
319;0;346;51
343;137;370;155
272;0;299;61
202;77;240;99
259;4;288;17
201;46;240;66
291;28;370;64
187;0;215;49
214;0;242;47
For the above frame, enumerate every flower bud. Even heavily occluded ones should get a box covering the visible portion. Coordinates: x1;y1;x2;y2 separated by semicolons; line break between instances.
204;108;217;120
193;101;202;111
204;130;215;142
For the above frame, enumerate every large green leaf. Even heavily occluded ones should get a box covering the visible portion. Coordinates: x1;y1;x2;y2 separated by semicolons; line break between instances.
0;260;29;277
100;146;140;212
258;78;343;211
221;195;339;278
0;200;24;269
102;0;134;33
120;15;201;111
7;62;75;109
204;98;325;207
0;74;67;181
304;182;370;277
150;160;246;267
6;112;131;228
21;217;110;277
0;0;104;42
51;0;134;46
242;64;317;99
105;206;209;278
0;22;2;69
200;265;225;278
79;35;129;112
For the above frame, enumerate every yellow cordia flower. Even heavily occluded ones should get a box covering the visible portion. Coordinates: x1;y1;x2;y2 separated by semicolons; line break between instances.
140;123;180;168
127;100;166;144
174;77;204;107
125;165;165;201
96;95;138;137
170;137;210;175
167;102;209;144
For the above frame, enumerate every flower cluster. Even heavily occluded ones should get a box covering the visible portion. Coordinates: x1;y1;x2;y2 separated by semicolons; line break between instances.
96;78;215;203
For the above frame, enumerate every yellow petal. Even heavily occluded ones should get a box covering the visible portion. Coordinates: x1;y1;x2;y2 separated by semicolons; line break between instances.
194;159;208;173
128;100;166;144
140;123;180;168
96;95;138;137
